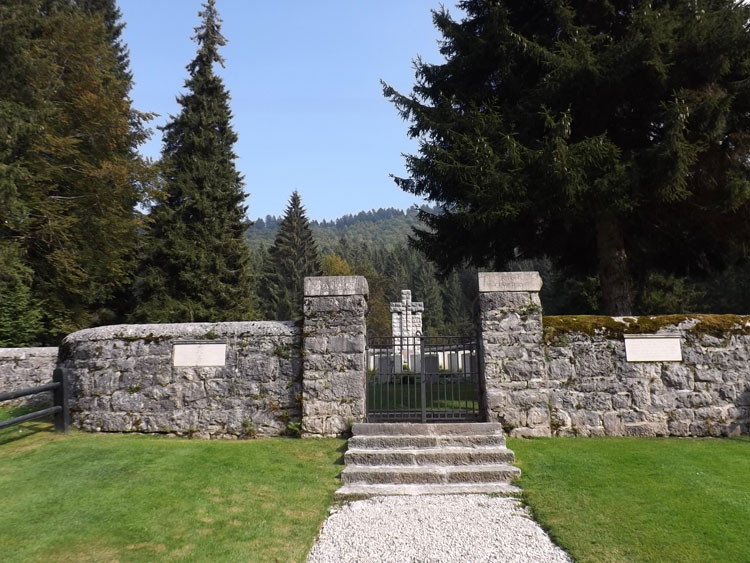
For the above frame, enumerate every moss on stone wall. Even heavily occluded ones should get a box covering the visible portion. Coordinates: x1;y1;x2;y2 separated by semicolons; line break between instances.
543;314;750;344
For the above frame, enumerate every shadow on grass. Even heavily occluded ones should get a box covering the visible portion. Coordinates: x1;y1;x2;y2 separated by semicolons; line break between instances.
333;439;348;465
0;421;55;446
0;406;57;446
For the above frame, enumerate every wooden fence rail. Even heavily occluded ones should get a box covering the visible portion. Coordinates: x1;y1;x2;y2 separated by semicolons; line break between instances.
0;368;70;433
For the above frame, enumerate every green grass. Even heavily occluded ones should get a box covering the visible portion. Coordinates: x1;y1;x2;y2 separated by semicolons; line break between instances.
0;404;46;421
509;436;750;563
0;412;345;563
367;381;479;413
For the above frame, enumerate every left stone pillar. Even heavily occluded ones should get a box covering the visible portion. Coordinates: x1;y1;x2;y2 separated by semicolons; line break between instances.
302;276;369;437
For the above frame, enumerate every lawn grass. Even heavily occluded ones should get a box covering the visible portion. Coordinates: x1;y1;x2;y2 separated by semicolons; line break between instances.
367;381;479;412
509;436;750;563
0;409;345;563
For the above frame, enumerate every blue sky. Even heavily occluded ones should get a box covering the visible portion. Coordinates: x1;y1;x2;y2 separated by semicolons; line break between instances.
119;1;456;220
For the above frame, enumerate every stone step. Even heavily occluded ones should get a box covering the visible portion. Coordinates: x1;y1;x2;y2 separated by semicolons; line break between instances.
348;433;506;450
334;482;522;501
345;446;515;466
341;463;521;485
352;422;505;437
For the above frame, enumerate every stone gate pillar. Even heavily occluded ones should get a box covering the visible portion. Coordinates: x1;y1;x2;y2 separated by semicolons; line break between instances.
477;272;548;434
302;276;369;437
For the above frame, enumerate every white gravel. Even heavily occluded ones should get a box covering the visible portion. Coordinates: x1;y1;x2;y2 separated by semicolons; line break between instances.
307;495;572;563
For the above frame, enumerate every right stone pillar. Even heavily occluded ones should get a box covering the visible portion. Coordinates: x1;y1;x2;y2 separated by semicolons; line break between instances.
477;272;549;436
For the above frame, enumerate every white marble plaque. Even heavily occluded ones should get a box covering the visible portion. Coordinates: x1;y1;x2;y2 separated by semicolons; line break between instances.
173;342;226;367
624;335;682;362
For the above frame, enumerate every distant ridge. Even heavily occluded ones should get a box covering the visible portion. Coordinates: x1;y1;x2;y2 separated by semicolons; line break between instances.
246;205;439;250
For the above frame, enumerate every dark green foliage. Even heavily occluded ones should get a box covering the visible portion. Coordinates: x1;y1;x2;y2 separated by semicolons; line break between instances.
384;0;750;315
259;192;321;320
329;238;475;337
248;203;477;334
414;262;445;336
74;0;132;85
0;245;43;347
247;205;436;251
0;0;151;343
131;0;255;323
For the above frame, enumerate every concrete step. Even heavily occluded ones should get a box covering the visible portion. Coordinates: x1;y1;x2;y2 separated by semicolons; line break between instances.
342;463;521;485
344;446;515;466
348;434;506;450
352;422;505;437
334;482;522;501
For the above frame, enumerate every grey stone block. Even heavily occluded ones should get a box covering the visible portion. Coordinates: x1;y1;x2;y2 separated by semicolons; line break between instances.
478;271;543;292
303;275;369;297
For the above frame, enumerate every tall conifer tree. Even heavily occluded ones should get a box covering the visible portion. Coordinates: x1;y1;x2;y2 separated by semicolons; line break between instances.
0;0;151;343
74;0;132;85
131;0;254;322
259;192;321;320
385;0;750;315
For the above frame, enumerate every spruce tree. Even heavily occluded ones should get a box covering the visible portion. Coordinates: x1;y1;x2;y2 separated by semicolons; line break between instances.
260;192;321;320
0;244;43;347
74;0;132;85
0;0;150;342
385;0;750;315
255;243;284;321
413;262;445;337
131;0;254;322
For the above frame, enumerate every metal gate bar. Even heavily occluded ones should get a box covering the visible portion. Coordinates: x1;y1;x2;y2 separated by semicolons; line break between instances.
366;334;481;422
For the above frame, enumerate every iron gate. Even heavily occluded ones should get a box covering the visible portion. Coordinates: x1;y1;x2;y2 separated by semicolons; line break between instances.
366;334;482;422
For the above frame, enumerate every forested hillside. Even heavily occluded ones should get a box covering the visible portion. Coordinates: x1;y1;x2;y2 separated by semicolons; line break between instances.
247;206;435;251
247;203;477;337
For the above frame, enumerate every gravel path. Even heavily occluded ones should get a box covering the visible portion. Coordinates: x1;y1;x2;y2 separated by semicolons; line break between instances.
307;495;572;563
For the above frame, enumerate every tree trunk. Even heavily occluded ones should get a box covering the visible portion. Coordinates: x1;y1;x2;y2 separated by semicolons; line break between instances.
596;216;633;315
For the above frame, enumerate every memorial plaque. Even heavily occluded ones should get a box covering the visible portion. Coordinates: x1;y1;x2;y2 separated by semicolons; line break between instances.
477;271;543;293
173;341;227;367
624;335;682;362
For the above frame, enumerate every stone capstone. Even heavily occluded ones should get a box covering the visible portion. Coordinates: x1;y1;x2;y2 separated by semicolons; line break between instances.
478;271;543;293
304;276;369;298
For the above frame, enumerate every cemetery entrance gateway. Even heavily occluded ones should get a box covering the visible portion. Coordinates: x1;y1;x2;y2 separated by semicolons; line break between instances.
366;333;482;422
365;290;482;422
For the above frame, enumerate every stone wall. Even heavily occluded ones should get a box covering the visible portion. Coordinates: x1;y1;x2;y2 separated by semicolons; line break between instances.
4;273;748;440
59;322;301;438
0;347;59;407
478;272;750;438
541;318;750;438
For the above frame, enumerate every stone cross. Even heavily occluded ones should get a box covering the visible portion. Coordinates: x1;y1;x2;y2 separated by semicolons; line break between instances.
390;289;424;339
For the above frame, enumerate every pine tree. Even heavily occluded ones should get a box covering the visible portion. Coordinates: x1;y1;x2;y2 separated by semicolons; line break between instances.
385;0;750;315
0;0;151;342
131;0;254;323
260;191;321;320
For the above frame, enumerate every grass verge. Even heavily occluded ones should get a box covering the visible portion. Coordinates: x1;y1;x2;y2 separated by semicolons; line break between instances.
0;412;344;563
509;436;750;563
